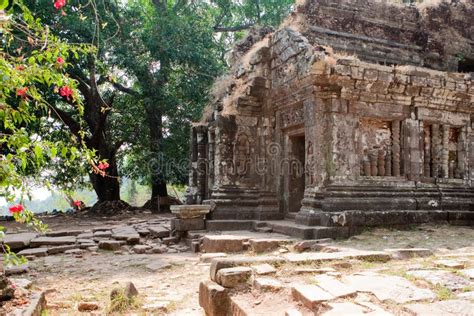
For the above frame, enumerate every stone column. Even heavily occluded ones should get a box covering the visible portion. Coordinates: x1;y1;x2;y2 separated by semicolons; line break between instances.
207;129;216;194
457;125;467;179
385;152;392;176
391;120;401;176
378;149;385;176
442;125;449;178
369;149;378;176
196;126;208;203
431;124;441;178
423;124;431;177
186;128;198;204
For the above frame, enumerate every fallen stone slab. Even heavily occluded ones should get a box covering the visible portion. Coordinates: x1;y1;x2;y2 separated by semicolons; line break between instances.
313;275;356;298
385;248;433;260
3;232;38;250
111;226;140;244
149;245;168;254
405;300;474;316
46;229;84;237
407;270;470;291
98;240;122;251
294;239;333;252
10;291;46;316
93;231;112;238
249;238;292;253
77;232;94;239
199;280;229;316
291;284;334;310
253;277;283;292
5;263;29;276
132;245;151;254
146;261;171;272
435;259;465;269
17;247;48;257
10;278;32;289
148;226;170;238
343;272;436;303
210;256;285;281
30;236;76;247
200;253;228;263
251;263;277;275
322;302;369;316
292;267;336;275
47;245;78;255
284;250;390;263
216;267;252;288
202;235;249;253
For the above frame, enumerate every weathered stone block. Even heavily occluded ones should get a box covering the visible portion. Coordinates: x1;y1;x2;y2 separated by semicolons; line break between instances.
216;267;252;288
291;284;333;310
199;281;229;316
201;235;248;253
171;218;205;232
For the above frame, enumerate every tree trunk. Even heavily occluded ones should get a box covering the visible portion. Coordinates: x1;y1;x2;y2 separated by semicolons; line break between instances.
89;142;121;202
145;101;169;211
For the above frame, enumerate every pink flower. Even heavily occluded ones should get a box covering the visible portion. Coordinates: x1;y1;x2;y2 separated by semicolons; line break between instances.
16;87;28;98
9;204;24;213
98;162;109;170
54;0;66;10
56;56;64;65
59;85;73;100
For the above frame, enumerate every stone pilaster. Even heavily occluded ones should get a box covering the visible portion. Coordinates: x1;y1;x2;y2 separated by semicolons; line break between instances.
423;124;431;177
442;125;449;178
196;126;208;203
431;124;441;178
391;120;401;177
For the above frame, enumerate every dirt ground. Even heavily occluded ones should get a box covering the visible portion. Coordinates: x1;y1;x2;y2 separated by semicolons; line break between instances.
3;216;474;315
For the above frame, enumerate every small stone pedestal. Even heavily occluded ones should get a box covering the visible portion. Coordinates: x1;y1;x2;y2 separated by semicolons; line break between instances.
171;205;212;252
170;205;211;230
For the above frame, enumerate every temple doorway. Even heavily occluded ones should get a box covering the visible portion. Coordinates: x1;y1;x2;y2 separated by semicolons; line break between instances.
287;134;306;214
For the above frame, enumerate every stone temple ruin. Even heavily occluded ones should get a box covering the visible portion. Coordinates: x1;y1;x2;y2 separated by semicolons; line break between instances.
187;0;474;238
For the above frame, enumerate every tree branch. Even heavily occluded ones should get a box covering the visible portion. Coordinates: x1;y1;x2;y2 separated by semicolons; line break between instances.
110;81;141;96
213;23;256;32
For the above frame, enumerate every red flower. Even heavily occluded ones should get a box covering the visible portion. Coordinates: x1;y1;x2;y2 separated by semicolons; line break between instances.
54;0;66;10
57;56;64;65
16;87;28;98
59;85;73;100
98;162;110;170
16;65;26;71
73;200;81;207
9;204;24;213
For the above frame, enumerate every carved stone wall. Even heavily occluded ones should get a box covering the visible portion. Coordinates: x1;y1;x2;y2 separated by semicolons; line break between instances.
189;0;474;225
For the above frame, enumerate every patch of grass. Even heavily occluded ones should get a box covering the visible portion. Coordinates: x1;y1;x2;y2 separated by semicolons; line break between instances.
107;290;142;314
69;292;84;302
461;286;473;293
434;284;454;300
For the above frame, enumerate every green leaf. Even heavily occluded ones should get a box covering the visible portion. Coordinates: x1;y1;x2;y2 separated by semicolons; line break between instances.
0;0;8;10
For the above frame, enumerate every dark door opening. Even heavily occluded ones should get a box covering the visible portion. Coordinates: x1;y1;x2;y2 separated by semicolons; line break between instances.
288;135;306;213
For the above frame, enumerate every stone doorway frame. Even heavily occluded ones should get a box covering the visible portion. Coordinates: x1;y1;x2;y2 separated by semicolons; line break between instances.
283;127;306;216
